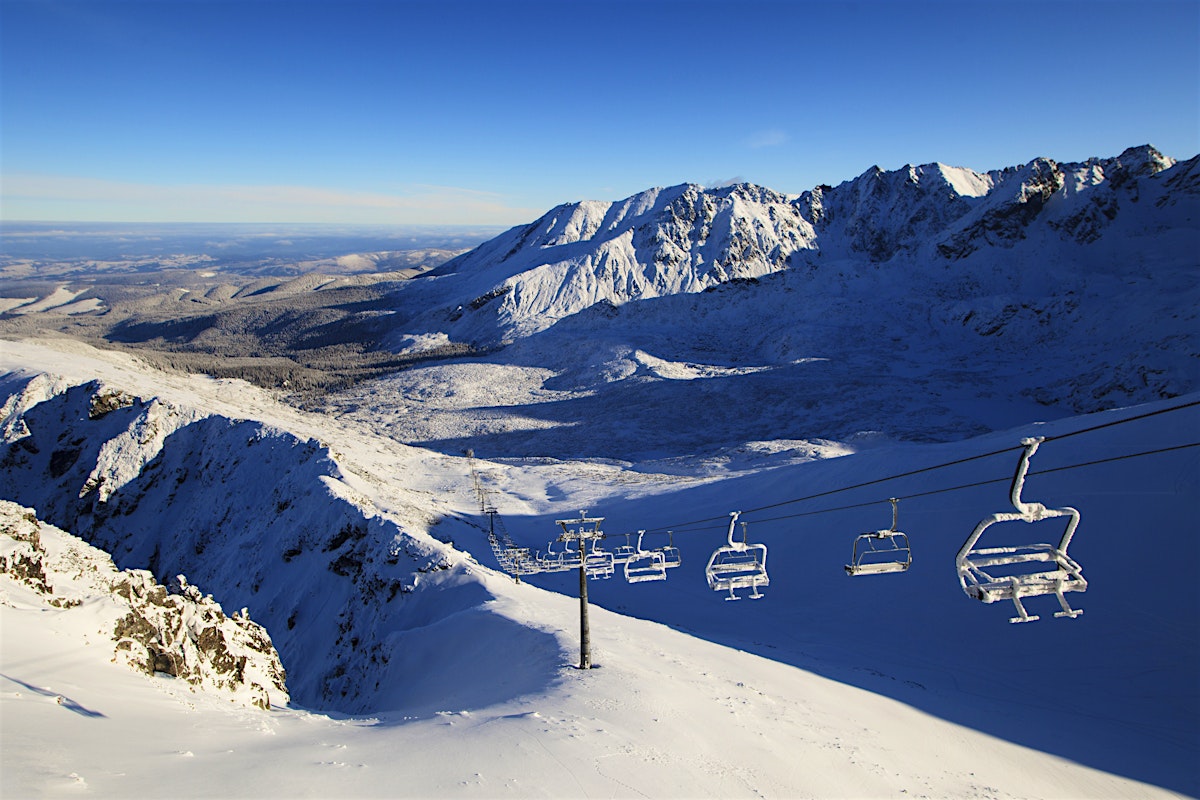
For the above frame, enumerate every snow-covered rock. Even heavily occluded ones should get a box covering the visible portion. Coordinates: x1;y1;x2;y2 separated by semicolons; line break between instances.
0;500;288;709
0;374;487;712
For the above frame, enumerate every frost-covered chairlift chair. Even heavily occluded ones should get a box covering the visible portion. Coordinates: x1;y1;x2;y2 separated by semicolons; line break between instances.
654;530;683;570
584;540;615;580
551;531;614;578
957;436;1086;623
705;511;769;600
845;497;912;576
610;533;637;565
538;537;573;573
623;530;668;583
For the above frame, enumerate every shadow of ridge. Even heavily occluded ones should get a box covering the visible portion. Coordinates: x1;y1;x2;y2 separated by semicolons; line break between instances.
0;673;107;718
362;606;569;724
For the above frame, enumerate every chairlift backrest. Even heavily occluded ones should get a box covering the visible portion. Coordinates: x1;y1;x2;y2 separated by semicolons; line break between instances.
611;533;637;564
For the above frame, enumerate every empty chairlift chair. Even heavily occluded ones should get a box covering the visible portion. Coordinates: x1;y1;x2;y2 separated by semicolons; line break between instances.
624;531;668;583
957;436;1086;623
706;512;769;600
845;498;912;576
654;531;683;570
610;534;637;565
584;541;615;580
538;538;574;573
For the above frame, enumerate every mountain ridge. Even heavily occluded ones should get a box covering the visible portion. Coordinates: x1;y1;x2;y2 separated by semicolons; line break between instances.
401;144;1191;349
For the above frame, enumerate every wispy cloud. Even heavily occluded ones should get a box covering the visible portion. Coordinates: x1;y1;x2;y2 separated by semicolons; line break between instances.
705;176;749;189
743;129;789;149
0;174;543;225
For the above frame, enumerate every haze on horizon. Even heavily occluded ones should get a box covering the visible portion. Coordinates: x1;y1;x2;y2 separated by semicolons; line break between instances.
2;0;1198;226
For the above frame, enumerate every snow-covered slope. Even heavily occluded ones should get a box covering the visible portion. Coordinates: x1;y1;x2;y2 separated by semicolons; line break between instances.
0;351;497;713
1;500;288;709
364;146;1198;452
0;339;1196;797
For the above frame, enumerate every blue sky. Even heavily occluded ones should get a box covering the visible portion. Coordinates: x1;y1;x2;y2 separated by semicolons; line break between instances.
2;0;1197;224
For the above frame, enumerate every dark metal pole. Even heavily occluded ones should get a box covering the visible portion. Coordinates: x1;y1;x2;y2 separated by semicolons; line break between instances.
578;536;591;669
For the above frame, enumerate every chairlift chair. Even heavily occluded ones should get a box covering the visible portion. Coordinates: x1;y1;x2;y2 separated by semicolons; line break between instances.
611;533;637;565
503;546;538;574
584;542;615;579
654;531;683;569
705;512;769;600
845;498;912;576
537;538;572;573
957;437;1086;623
624;531;668;583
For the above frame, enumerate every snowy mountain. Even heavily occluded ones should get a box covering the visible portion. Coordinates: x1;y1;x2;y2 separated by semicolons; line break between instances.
1;144;1198;797
400;145;1194;345
0;370;483;712
1;340;1196;797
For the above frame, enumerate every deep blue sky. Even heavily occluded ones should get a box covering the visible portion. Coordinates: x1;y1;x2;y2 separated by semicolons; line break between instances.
2;0;1197;224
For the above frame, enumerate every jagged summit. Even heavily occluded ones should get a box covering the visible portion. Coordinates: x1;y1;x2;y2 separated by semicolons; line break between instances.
393;144;1193;350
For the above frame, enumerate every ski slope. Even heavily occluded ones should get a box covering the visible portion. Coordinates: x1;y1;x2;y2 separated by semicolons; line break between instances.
1;337;1196;798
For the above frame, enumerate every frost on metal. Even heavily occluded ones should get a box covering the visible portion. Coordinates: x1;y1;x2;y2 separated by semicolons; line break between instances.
956;438;1086;623
706;511;769;600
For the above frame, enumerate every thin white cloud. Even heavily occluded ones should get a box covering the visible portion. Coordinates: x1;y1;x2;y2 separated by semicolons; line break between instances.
0;174;543;225
744;129;789;149
705;176;749;189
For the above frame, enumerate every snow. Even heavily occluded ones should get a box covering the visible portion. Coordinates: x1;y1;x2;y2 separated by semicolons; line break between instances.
2;285;106;315
2;507;1180;799
1;337;1196;798
936;163;994;197
0;296;36;313
1;145;1197;798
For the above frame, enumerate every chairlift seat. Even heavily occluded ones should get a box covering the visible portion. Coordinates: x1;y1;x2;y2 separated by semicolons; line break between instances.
585;549;615;579
656;545;683;569
845;529;911;576
624;551;668;583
